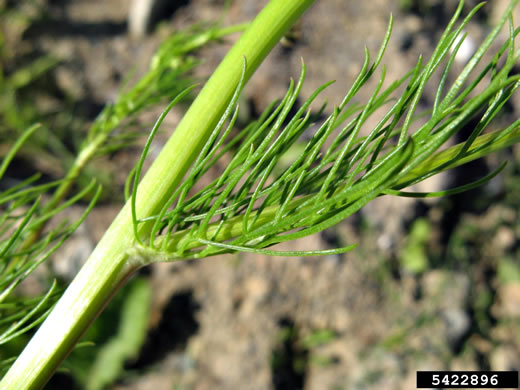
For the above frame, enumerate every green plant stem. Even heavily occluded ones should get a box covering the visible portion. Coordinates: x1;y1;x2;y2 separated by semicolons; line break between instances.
396;123;520;186
19;22;250;253
20;132;108;253
0;0;316;388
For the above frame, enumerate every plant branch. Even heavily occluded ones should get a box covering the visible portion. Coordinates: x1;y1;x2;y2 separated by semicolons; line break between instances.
0;1;316;388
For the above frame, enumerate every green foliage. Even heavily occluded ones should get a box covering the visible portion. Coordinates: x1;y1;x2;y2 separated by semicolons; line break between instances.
400;218;430;274
45;21;247;211
85;22;247;158
130;0;520;263
0;13;243;377
301;329;337;349
272;325;338;375
0;125;101;374
497;257;520;284
0;3;67;183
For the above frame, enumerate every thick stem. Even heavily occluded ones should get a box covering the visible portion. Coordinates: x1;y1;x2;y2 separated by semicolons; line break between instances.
396;124;520;187
0;0;316;388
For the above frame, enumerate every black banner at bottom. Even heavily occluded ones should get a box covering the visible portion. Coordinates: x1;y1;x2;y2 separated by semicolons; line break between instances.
417;371;518;388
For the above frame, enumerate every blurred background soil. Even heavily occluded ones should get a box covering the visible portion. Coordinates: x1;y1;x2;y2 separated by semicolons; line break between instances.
3;0;520;389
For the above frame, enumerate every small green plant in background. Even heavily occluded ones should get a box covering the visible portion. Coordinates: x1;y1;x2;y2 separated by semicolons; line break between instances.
45;277;151;390
0;1;65;175
81;278;151;390
1;0;520;388
498;257;520;284
400;218;431;274
271;322;339;387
